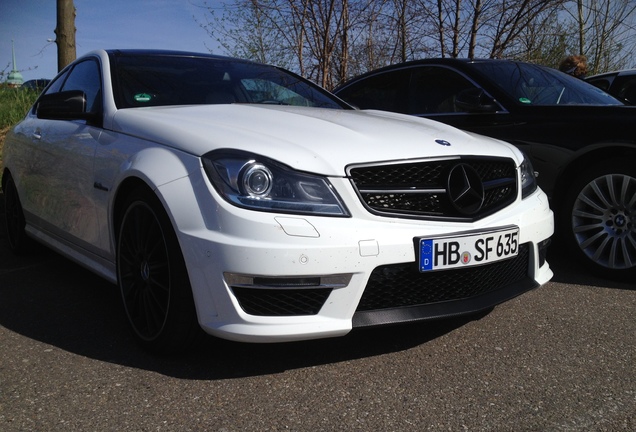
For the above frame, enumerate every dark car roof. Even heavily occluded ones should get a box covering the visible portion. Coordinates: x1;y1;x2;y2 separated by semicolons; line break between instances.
588;69;636;79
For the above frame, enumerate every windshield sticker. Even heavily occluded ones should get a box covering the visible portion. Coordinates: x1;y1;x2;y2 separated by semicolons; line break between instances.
519;97;532;104
134;93;153;103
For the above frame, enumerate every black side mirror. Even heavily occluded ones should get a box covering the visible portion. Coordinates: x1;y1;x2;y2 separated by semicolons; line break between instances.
36;90;99;123
455;88;499;113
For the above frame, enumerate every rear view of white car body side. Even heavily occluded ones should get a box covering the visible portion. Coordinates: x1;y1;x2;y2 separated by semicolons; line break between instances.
2;50;553;352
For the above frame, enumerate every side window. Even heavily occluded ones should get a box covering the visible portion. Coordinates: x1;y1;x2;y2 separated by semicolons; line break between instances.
33;70;69;114
587;77;612;92
614;76;636;104
409;66;477;114
60;59;103;113
43;70;69;95
338;69;410;113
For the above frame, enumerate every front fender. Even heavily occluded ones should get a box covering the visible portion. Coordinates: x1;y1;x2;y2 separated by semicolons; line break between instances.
113;146;197;189
94;135;204;257
112;146;208;231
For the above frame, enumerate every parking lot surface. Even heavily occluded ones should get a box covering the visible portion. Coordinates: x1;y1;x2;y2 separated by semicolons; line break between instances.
1;193;634;431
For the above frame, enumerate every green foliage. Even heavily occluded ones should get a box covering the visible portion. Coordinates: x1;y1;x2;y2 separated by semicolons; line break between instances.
0;86;38;129
0;86;38;180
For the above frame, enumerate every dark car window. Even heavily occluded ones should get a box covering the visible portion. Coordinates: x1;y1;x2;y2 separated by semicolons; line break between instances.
472;61;622;106
587;76;613;91
43;71;68;95
409;66;477;114
335;68;410;113
58;59;103;112
612;75;636;104
111;54;345;109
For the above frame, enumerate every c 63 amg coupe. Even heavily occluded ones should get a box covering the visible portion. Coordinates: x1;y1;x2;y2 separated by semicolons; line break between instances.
2;50;553;353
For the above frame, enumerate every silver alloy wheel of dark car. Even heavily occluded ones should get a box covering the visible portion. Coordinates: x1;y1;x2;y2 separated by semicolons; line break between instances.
3;174;29;254
117;187;200;353
567;163;636;278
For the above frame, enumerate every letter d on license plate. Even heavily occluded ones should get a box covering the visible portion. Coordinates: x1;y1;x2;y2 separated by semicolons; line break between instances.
419;226;519;272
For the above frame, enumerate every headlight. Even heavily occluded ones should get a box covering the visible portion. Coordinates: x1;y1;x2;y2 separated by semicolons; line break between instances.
241;163;273;197
520;154;537;199
202;150;350;216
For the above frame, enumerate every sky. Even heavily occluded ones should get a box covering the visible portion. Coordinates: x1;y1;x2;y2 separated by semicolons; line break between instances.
1;0;223;83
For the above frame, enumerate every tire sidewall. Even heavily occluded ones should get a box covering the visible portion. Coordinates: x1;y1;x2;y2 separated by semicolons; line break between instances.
117;186;200;353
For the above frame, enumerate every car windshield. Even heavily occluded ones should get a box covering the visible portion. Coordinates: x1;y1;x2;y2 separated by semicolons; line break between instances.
111;53;345;110
472;61;623;106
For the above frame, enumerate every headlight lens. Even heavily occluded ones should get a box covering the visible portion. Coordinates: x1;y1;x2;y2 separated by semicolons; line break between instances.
202;150;350;216
520;154;538;199
242;163;273;197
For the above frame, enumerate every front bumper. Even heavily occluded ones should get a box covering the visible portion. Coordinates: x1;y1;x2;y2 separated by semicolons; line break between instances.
162;175;554;343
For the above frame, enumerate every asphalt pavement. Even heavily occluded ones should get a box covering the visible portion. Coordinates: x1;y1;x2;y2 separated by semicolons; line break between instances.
1;192;634;431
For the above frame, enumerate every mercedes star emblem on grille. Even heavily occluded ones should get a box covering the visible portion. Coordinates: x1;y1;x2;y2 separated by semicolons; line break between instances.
447;164;485;215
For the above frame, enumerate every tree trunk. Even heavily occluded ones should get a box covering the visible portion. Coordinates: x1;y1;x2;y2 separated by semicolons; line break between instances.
468;0;482;59
577;0;584;55
437;0;446;57
452;0;461;57
55;0;77;71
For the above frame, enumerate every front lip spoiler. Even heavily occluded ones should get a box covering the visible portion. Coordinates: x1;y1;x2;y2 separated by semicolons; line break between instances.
352;278;538;328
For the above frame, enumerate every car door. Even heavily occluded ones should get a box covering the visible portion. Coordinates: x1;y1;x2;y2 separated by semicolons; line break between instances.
18;58;104;254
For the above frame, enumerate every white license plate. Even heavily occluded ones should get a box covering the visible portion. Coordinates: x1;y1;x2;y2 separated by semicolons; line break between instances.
419;227;519;272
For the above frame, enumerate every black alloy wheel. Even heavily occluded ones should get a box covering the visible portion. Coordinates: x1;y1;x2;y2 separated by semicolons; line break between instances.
562;160;636;279
117;187;200;353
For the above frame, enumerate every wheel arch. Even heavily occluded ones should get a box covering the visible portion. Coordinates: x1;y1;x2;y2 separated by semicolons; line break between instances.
109;146;201;242
0;166;15;192
551;143;636;206
555;149;636;279
112;177;154;242
1;167;12;191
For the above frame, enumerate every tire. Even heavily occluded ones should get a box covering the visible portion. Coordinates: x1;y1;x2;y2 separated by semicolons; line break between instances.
3;173;30;254
117;187;200;354
560;160;636;280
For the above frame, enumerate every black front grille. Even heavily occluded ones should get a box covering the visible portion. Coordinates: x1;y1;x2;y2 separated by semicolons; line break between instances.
232;287;332;316
356;243;530;312
348;157;517;221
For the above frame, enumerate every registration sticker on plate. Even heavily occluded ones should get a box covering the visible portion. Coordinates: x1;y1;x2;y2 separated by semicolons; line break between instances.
419;227;519;272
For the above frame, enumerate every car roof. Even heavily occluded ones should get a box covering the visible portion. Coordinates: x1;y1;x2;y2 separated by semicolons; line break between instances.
587;69;636;80
104;48;251;63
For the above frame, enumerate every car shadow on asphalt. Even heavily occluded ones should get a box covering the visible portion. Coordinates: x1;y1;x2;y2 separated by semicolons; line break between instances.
0;191;632;380
546;238;634;290
0;243;480;379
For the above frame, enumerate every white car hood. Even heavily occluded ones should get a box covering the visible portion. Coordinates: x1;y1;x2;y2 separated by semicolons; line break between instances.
110;104;520;176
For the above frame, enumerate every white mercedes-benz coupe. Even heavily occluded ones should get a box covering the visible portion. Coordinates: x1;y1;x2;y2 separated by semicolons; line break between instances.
2;50;553;353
